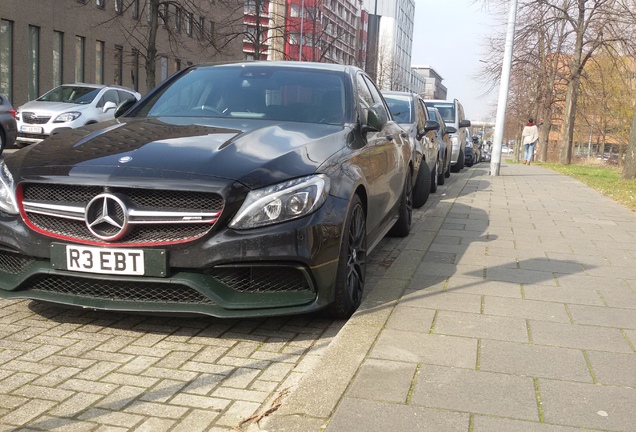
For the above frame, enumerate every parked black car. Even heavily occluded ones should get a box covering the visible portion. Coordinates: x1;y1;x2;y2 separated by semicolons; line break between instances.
0;62;414;319
427;107;455;185
0;94;17;154
382;91;440;207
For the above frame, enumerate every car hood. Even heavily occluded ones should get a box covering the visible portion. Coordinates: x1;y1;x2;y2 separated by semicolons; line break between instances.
18;100;89;116
7;117;349;189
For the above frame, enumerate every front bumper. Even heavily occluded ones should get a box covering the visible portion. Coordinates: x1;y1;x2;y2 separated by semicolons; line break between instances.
0;196;348;318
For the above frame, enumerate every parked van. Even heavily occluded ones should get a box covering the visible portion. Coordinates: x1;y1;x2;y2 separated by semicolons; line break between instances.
424;99;471;172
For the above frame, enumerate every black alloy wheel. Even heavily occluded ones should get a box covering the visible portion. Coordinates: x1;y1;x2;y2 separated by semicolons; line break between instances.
430;158;438;193
329;195;367;318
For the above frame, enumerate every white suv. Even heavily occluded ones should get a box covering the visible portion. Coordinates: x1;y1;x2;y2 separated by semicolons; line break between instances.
16;84;141;146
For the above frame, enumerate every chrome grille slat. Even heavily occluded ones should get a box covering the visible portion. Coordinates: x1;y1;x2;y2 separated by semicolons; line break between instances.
21;184;224;245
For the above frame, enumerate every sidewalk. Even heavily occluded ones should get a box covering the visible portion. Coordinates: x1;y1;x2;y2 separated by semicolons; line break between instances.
262;161;636;432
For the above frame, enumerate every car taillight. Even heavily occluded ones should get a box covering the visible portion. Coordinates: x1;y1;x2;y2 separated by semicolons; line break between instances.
9;109;17;119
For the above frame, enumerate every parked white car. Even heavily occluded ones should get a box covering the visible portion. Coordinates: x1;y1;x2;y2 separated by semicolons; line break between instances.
16;84;141;146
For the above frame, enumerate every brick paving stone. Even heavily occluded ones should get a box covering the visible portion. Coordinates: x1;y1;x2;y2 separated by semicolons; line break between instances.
24;416;98;431
585;351;636;387
473;416;591;431
434;310;529;342
0;399;57;426
169;393;231;410
12;384;75;402
212;387;269;403
346;359;416;403
530;321;633;352
77;408;144;428
124;401;188;419
479;340;592;382
215;400;260;427
182;374;225;395
49;392;104;417
134;417;175;432
170;409;219;432
567;304;636;329
539;379;636;430
94;386;146;411
483;297;571;322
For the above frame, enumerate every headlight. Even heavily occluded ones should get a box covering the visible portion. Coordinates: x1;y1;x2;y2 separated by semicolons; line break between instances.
54;112;82;123
229;175;330;229
0;161;19;215
450;135;459;149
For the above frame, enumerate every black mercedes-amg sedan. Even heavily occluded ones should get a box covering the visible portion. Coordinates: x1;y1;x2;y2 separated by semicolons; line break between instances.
0;61;414;319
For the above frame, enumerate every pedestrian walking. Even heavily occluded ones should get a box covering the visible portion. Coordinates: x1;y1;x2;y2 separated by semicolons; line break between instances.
521;118;539;165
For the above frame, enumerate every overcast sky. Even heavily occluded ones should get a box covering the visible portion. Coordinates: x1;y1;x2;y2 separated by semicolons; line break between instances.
411;0;501;122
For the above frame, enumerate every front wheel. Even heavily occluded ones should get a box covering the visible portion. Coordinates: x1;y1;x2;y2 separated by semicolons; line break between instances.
430;159;438;193
328;195;366;319
412;163;431;209
452;149;464;172
438;155;446;185
389;171;413;237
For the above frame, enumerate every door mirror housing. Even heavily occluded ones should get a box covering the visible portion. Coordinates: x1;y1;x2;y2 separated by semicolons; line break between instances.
103;101;117;112
445;126;457;134
361;102;388;133
459;119;471;128
114;98;138;118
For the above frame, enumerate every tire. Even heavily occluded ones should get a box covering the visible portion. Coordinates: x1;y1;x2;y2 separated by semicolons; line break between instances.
412;162;431;209
0;129;5;156
444;158;451;178
452;149;464;172
438;157;446;185
389;171;413;237
328;195;366;319
430;159;438;193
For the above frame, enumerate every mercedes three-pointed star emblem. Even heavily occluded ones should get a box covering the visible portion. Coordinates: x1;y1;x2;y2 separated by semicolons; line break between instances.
85;193;129;241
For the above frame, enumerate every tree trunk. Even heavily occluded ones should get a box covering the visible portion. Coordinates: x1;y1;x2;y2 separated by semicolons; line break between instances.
145;0;160;92
621;100;636;180
559;76;580;164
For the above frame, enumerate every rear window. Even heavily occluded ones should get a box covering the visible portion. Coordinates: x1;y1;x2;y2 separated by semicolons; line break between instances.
383;94;413;123
425;102;455;123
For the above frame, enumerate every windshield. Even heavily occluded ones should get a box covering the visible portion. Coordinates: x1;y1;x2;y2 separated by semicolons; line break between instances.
37;86;101;104
133;65;347;125
425;102;455;123
383;95;412;123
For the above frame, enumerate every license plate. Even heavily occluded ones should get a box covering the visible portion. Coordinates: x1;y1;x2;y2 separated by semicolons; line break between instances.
50;243;168;277
20;125;43;134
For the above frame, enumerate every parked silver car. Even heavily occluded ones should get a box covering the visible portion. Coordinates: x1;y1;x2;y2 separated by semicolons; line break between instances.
0;94;17;155
16;84;141;146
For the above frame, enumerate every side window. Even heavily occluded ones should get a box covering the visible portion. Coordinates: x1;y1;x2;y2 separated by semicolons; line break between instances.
356;74;374;110
118;90;136;102
361;75;390;119
103;90;120;105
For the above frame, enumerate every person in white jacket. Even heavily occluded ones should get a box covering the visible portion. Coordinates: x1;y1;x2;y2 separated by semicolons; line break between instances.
521;118;540;165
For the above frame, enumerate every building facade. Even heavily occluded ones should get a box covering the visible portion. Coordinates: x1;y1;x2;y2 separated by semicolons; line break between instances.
362;0;415;91
0;0;243;107
412;65;447;100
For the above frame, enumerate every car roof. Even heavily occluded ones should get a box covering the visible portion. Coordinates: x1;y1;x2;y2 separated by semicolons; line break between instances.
58;83;137;93
192;60;359;74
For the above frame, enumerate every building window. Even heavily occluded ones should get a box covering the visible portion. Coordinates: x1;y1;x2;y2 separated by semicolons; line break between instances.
132;48;139;91
115;0;123;14
186;12;193;36
175;7;181;32
174;59;181;71
96;0;105;9
28;26;40;100
160;56;168;82
95;40;105;84
75;36;85;83
53;31;63;87
209;21;215;39
199;16;205;39
290;4;299;17
132;0;139;19
114;45;123;85
0;19;14;102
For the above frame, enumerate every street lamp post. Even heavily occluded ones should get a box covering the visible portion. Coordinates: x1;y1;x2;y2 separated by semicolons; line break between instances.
490;0;518;176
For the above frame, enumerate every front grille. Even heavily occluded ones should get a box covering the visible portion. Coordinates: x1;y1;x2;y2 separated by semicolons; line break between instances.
28;213;212;244
23;184;224;212
21;113;51;124
206;266;312;293
21;183;224;245
27;275;215;304
18;133;47;139
0;250;36;275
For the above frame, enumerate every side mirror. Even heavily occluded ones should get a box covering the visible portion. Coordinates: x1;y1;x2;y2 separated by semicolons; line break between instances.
445;126;457;134
114;98;137;118
459;120;471;128
424;120;440;132
361;102;388;133
103;101;117;112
